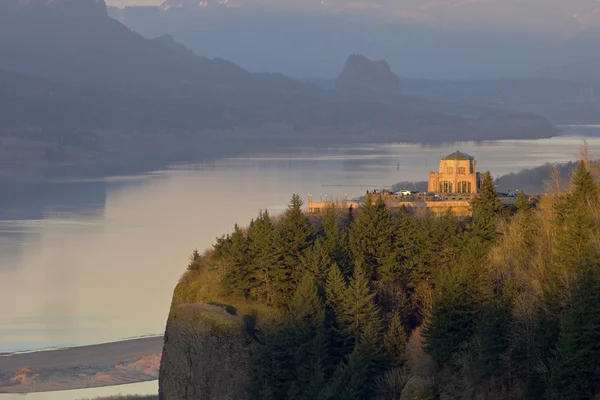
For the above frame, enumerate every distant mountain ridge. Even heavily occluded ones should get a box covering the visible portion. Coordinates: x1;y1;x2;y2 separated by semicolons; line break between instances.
2;0;107;17
0;0;314;95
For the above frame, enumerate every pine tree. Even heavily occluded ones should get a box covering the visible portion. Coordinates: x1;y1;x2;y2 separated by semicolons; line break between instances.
552;161;599;279
325;264;350;364
549;269;600;400
187;248;203;270
323;327;385;400
475;300;510;380
247;210;285;305
423;266;484;367
393;206;425;289
516;190;529;214
336;268;383;344
348;195;398;282
470;171;503;243
299;237;335;287
320;205;351;273
325;264;348;313
571;160;598;204
383;313;408;368
286;274;328;399
278;194;316;297
221;224;253;296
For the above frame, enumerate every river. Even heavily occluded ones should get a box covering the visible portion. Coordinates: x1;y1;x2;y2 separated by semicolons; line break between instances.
1;127;599;398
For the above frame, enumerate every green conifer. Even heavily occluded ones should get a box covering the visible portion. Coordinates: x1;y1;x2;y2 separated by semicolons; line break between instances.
320;205;351;273
221;224;254;296
423;268;483;367
383;313;408;368
348;195;398;281
552;161;599;279
299;237;335;287
187;248;203;270
475;300;509;380
515;190;529;214
337;268;383;344
247;210;285;305
549;270;600;400
325;264;350;363
278;194;316;295
285;274;328;399
470;171;503;242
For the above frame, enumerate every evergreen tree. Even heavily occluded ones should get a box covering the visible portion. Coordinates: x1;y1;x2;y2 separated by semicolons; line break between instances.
286;274;328;399
320;205;351;273
344;205;355;229
383;313;408;368
299;237;335;287
394;206;425;289
325;264;348;314
325;264;350;364
552;161;599;279
423;267;484;367
348;195;398;282
549;269;600;400
515;190;529;214
247;210;285;305
470;171;503;242
278;194;316;297
336;268;383;344
187;248;203;270
475;300;510;380
221;224;253;296
571;160;598;204
323;325;385;400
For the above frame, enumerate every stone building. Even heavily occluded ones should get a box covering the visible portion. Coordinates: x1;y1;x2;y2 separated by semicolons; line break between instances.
428;151;480;194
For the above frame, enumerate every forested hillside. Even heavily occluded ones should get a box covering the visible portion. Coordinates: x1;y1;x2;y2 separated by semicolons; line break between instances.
166;163;600;399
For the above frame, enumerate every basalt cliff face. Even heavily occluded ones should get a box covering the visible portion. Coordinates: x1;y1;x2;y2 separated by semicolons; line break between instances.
159;303;251;400
335;54;400;93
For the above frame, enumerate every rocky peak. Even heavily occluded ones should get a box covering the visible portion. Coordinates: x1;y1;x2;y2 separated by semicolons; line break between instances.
335;54;400;93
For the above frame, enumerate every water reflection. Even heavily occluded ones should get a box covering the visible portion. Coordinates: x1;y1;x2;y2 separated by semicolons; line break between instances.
0;134;599;352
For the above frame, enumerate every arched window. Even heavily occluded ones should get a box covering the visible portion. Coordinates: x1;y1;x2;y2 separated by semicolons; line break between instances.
458;181;472;193
440;181;453;193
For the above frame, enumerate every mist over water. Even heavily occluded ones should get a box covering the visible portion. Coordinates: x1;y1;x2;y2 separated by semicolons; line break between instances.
0;132;598;353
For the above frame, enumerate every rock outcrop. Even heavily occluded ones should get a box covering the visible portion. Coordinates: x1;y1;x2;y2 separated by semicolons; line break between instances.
159;303;251;400
336;54;400;93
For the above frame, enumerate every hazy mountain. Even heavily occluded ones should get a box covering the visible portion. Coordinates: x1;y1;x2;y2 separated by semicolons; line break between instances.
107;1;600;80
538;58;600;84
107;5;564;79
335;55;400;93
0;0;315;95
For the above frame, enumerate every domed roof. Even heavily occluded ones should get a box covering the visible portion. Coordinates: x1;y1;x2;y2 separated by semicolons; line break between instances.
443;151;474;161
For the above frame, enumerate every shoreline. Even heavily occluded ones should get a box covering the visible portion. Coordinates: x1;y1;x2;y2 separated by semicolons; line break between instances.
0;336;163;394
0;334;163;357
0;128;558;183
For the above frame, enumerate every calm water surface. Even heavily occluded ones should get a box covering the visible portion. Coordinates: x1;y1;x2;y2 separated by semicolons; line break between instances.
1;131;599;398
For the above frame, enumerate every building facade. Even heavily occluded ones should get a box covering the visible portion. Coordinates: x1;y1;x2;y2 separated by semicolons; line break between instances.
428;151;480;194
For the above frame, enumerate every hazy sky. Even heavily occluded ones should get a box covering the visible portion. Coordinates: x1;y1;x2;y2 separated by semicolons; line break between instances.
105;0;600;33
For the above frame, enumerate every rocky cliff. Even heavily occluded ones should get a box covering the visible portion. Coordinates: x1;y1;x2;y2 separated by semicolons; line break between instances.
159;303;252;400
335;54;400;93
